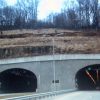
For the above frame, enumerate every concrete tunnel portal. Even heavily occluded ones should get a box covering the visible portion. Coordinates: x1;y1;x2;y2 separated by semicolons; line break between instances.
0;68;37;93
75;64;100;90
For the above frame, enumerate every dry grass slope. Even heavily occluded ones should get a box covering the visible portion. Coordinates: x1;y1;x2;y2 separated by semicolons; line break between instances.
0;28;100;59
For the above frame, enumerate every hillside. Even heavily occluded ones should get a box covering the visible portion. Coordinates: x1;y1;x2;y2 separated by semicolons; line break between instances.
0;28;100;59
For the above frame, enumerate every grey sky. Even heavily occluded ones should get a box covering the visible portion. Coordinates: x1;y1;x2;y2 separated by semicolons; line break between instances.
6;0;76;20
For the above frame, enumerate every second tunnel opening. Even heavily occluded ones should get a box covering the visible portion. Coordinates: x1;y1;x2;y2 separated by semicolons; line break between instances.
75;64;100;90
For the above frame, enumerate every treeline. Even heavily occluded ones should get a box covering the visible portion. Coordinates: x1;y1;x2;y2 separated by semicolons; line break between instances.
0;0;100;30
48;0;100;29
0;0;39;30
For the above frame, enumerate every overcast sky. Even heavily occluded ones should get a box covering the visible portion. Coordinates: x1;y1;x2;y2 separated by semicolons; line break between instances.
38;0;65;20
6;0;75;20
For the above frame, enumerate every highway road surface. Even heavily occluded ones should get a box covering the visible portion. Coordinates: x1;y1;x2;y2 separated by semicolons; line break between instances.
0;91;100;100
0;93;34;99
54;91;100;100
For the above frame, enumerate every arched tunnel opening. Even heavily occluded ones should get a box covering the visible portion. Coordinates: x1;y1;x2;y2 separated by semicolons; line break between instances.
0;68;37;93
75;64;100;90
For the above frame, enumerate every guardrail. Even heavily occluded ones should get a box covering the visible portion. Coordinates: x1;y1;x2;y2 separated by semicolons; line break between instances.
5;89;76;100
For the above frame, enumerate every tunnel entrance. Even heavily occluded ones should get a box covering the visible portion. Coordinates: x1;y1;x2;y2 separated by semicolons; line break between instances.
75;64;100;90
0;68;37;93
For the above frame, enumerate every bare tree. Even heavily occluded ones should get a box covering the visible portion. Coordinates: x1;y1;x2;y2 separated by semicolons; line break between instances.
77;0;90;27
16;0;39;21
92;0;99;28
0;0;6;8
67;8;78;29
16;0;39;28
3;7;16;26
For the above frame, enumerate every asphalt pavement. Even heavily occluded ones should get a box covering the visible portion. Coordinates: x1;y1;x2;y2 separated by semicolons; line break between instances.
54;91;100;100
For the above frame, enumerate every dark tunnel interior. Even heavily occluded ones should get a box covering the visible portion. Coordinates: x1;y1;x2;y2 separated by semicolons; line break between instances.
75;64;100;90
0;68;37;93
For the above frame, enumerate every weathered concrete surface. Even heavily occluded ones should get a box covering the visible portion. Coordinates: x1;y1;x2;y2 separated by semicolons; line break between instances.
0;54;100;93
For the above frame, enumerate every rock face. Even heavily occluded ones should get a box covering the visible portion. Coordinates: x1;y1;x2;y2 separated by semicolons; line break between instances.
0;46;53;59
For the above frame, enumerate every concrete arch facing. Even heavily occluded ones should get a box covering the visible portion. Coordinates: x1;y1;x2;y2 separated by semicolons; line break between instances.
1;55;100;93
75;64;100;90
0;68;37;93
